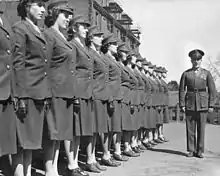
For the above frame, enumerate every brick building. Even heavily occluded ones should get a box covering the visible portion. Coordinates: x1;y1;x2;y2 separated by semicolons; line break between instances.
1;0;141;52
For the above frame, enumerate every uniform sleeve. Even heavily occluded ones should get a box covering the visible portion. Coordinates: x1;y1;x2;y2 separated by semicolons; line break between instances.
207;71;216;107
179;72;186;107
12;25;27;97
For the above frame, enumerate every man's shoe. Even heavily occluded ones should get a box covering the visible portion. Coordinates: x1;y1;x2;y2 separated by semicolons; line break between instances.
85;163;101;173
113;153;129;161
195;153;204;158
94;162;107;171
123;150;140;157
186;152;194;157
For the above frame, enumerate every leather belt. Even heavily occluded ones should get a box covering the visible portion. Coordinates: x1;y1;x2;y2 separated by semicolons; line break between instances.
187;88;206;92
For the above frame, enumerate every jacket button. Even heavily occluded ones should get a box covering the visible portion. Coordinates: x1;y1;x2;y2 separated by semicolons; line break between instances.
6;35;10;39
44;72;47;76
6;65;10;69
7;50;11;55
43;46;46;50
71;70;74;74
88;77;91;80
45;59;47;63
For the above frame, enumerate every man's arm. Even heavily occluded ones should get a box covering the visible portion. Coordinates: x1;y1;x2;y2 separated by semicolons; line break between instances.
207;71;216;108
179;72;186;110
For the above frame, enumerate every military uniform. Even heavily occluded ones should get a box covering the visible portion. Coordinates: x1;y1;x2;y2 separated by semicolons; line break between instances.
161;77;170;123
44;27;76;141
0;14;17;156
179;49;216;156
12;19;53;149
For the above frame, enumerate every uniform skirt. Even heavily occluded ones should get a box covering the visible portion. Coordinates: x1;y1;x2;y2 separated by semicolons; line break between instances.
147;107;157;129
73;99;95;136
163;106;170;123
139;105;145;128
130;105;139;131
50;98;73;140
0;99;17;157
109;100;122;133
121;103;133;131
144;107;150;129
93;100;109;133
16;98;57;150
156;107;163;125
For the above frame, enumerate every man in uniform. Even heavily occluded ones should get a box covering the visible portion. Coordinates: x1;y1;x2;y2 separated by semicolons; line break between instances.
179;49;216;158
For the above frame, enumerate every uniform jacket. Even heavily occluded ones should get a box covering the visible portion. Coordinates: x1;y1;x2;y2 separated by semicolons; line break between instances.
70;39;93;99
0;15;14;100
179;68;216;111
140;72;152;107
44;28;76;99
12;20;51;99
148;75;159;107
103;54;122;101
125;66;139;105
133;69;145;105
160;78;169;106
89;48;109;101
155;78;164;106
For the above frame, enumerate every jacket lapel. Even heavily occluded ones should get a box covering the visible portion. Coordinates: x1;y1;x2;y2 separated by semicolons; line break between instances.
51;28;72;49
73;39;91;58
0;15;12;35
24;20;46;44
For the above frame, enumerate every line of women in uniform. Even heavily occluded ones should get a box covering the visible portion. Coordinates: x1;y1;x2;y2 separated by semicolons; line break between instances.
0;0;170;176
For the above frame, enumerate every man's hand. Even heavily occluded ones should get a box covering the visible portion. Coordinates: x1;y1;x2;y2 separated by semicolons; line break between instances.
180;107;185;113
208;107;214;113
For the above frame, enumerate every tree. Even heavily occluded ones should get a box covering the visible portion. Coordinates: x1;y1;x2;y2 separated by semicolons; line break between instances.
168;80;179;91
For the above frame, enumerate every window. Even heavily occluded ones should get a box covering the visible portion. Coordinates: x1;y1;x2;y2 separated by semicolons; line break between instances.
120;32;126;42
107;20;114;33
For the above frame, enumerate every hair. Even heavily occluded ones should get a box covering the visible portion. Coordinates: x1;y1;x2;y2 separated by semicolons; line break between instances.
100;43;110;54
17;0;45;20
67;23;80;41
85;33;92;47
44;8;61;28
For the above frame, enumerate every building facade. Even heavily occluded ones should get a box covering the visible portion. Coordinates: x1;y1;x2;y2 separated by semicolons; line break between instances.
1;0;141;52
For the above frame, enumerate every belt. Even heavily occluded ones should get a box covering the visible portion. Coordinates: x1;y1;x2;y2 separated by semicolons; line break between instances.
187;88;206;92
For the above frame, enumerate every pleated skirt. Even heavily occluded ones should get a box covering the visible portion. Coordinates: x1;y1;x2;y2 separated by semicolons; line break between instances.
163;106;170;123
121;103;133;131
0;99;17;156
147;107;157;129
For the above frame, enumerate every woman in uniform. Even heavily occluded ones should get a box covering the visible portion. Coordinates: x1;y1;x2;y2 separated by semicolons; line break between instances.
43;1;75;175
85;25;109;173
99;34;122;167
117;44;139;158
0;5;17;174
66;15;93;176
12;0;56;175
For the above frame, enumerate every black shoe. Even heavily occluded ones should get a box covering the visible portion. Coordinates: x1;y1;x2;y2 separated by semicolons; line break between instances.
149;140;157;146
94;162;107;171
132;147;142;153
110;157;121;166
154;138;164;144
194;153;204;158
66;168;89;176
159;136;169;142
142;142;153;149
113;153;129;161
186;152;194;157
85;163;101;173
138;144;148;150
123;150;140;157
101;158;119;167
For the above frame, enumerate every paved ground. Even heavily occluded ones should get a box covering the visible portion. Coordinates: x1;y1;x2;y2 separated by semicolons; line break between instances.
81;122;220;176
1;122;220;176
